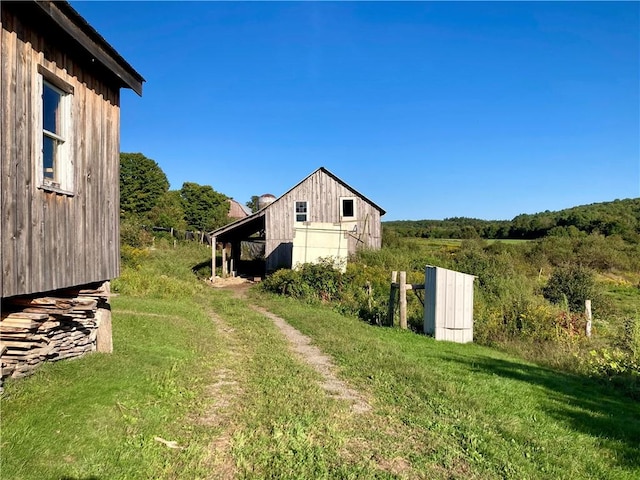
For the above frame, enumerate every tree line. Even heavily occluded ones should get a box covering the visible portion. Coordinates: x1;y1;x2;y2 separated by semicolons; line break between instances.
384;198;640;243
120;152;240;232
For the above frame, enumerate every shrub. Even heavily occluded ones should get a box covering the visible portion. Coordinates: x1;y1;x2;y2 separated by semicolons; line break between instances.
543;264;596;313
298;259;343;302
262;269;312;299
120;245;150;268
582;348;640;399
622;315;640;360
120;218;153;248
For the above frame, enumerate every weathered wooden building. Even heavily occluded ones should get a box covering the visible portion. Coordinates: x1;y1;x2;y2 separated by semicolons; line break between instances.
228;198;252;220
210;167;385;275
1;1;143;383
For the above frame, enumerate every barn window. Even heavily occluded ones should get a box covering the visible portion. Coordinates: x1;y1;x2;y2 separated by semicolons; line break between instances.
295;201;308;222
341;197;356;219
38;67;74;195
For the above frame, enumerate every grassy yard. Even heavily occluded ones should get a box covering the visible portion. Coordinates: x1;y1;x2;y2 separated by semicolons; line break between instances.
1;244;638;479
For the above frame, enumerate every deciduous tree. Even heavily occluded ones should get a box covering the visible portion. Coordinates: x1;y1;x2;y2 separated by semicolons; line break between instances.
180;182;230;231
148;190;188;230
120;152;169;217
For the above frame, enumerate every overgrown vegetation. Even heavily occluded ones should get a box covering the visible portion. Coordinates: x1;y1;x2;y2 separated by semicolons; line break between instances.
262;234;640;399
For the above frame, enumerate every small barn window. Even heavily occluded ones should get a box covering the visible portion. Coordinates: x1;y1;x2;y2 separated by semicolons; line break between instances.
341;197;356;219
37;67;74;195
295;201;308;222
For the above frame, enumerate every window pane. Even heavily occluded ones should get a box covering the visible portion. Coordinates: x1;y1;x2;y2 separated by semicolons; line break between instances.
342;199;354;217
43;83;61;134
43;134;56;179
295;201;307;221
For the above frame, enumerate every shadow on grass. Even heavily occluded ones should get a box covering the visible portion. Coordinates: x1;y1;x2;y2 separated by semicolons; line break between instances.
447;354;640;469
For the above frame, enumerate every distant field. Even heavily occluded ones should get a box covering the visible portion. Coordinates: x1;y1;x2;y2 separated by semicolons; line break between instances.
400;237;530;252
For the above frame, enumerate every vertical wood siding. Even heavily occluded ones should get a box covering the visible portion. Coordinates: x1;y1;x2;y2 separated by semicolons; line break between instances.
1;10;120;298
264;170;382;271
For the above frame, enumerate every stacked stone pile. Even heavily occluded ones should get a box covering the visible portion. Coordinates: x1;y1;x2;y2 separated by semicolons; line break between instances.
0;283;110;390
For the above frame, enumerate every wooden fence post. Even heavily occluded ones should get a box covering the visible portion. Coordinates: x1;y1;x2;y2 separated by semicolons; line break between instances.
387;271;398;326
585;299;592;338
399;271;407;330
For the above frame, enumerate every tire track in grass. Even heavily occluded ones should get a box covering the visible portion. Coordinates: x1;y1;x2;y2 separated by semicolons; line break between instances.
208;286;420;477
199;309;245;479
250;305;371;414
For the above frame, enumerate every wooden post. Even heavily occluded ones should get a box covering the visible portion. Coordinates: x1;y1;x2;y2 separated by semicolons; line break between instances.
387;271;398;326
222;244;227;277
95;307;113;353
211;236;217;281
95;281;113;353
585;299;592;338
399;271;407;330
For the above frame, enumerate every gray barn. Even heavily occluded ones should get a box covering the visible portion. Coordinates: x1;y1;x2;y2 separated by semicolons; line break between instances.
1;1;143;382
210;167;385;275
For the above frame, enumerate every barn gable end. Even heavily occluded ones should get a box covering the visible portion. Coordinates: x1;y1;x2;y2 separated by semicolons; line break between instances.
263;168;384;271
209;167;385;275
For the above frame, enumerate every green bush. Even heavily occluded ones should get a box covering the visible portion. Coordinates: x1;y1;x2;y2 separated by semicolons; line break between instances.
582;347;640;399
262;269;313;299
543;264;596;313
622;315;640;360
120;244;150;268
120;218;153;248
298;259;343;302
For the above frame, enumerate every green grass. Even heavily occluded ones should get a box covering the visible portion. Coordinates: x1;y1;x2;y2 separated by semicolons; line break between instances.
2;243;639;479
0;296;224;479
251;292;640;479
603;284;640;317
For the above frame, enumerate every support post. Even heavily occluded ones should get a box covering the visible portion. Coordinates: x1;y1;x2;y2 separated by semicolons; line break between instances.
211;236;217;281
399;271;407;329
585;299;592;338
387;271;398;326
222;244;227;277
95;281;113;353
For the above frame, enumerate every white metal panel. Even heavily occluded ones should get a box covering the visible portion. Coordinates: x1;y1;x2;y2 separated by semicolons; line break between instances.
291;223;348;272
423;266;475;343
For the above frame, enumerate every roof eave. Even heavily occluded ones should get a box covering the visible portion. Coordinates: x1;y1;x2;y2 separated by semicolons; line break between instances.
209;211;266;237
34;1;145;95
317;167;386;215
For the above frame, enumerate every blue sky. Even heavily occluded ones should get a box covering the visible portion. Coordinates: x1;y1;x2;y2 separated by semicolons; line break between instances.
71;1;639;221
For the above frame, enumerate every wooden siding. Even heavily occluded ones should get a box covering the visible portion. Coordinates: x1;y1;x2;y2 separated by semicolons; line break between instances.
1;8;120;298
264;169;382;271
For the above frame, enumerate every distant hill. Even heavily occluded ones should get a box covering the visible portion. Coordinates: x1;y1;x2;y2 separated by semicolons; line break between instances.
384;198;640;241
